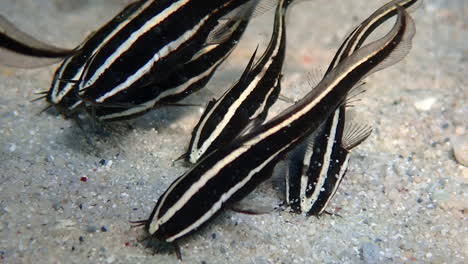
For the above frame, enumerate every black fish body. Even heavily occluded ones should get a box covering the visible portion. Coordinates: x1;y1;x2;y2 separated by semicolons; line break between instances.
47;0;147;116
77;0;262;114
92;14;251;121
1;1;271;122
284;0;421;216
186;0;291;163
146;7;415;246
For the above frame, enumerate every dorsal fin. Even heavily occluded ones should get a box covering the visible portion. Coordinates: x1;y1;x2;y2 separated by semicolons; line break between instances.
239;45;259;83
277;94;296;104
225;0;313;21
196;98;218;122
250;0;279;18
328;7;416;111
190;42;219;61
356;7;416;79
222;0;279;21
341;122;373;151
205;18;246;46
239;114;263;136
344;81;366;107
172;152;189;166
328;0;423;73
306;69;326;89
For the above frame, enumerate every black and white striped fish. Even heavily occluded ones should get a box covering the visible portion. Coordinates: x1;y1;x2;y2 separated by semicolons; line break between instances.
90;15;252;121
1;1;260;121
76;0;272;118
156;19;251;104
137;8;415;257
0;2;146;114
285;0;422;216
284;113;372;215
185;0;292;164
46;0;148;116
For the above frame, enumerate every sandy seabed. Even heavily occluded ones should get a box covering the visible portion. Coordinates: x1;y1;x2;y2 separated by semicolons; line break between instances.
0;0;466;263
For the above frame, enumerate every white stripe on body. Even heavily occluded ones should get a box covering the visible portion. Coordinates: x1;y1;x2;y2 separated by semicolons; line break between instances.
189;7;285;162
300;109;339;212
50;0;153;103
97;49;227;121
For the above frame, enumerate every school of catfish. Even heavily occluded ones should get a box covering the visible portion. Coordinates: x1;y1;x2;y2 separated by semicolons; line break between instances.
0;0;421;259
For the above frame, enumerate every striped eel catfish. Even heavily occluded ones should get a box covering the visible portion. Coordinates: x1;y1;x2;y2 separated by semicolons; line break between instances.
284;0;422;216
184;0;292;164
77;0;275;117
1;0;257;119
0;1;146;114
47;0;149;116
92;16;251;121
137;8;415;257
0;15;73;68
156;18;251;104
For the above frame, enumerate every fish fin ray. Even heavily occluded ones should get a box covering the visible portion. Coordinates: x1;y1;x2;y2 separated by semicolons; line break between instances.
358;8;416;79
205;19;243;45
307;69;326;88
239;45;259;83
341;122;373;150
222;0;278;21
344;81;367;107
278;94;296;104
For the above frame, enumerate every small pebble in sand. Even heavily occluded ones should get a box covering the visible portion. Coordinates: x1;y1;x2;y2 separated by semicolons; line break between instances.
414;97;437;111
46;155;55;162
99;159;113;169
360;242;380;264
105;160;113;168
452;136;468;166
8;143;16;152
